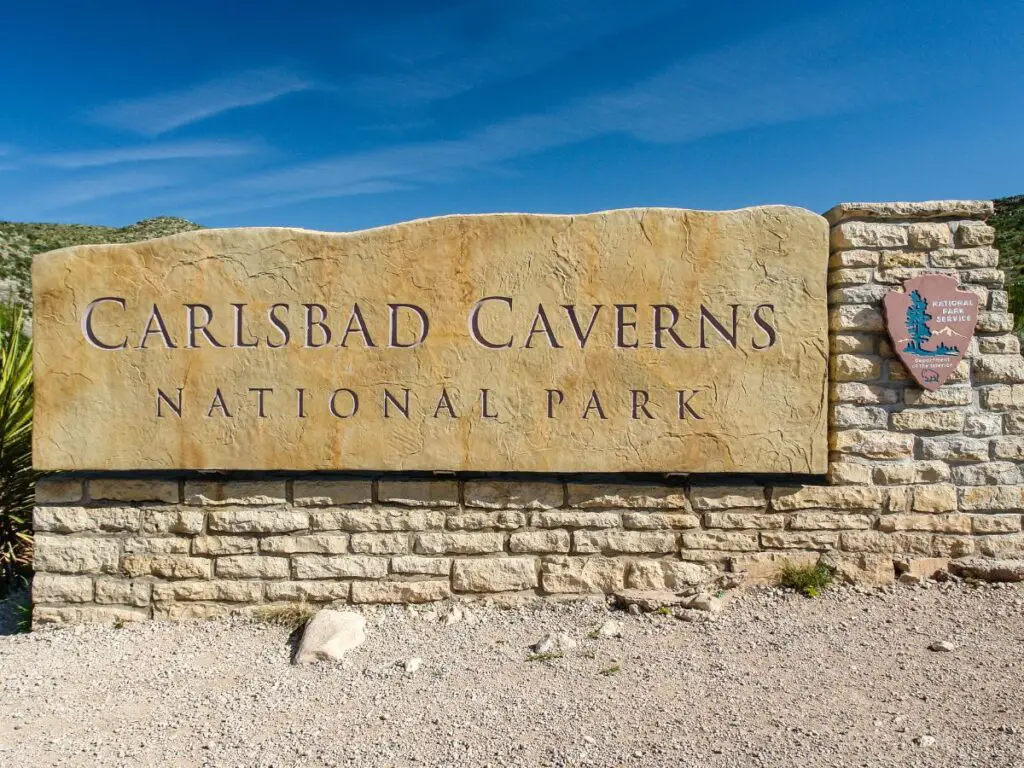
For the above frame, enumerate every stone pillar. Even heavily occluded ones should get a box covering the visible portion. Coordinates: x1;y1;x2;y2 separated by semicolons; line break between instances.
823;200;1023;559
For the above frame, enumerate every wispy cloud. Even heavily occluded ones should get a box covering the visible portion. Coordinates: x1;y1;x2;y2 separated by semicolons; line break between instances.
87;67;314;135
4;170;179;219
35;138;263;169
158;15;899;216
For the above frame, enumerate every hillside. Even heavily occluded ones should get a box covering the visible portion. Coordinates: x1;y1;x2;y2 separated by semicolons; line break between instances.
992;196;1024;332
0;216;203;304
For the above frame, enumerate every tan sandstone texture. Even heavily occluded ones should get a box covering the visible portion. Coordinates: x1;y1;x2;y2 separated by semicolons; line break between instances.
32;207;829;473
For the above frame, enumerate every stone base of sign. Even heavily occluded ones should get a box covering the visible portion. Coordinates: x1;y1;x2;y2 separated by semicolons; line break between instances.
31;200;1024;623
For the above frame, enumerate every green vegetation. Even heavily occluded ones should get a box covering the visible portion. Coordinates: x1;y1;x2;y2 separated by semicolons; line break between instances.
526;652;563;662
779;560;835;598
0;216;201;305
599;664;621;676
0;307;34;596
992;196;1024;336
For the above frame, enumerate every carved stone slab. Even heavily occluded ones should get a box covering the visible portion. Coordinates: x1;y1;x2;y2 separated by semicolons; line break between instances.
32;207;828;473
883;274;979;391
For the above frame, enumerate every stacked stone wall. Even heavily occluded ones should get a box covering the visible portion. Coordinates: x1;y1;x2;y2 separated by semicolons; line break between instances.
31;200;1024;623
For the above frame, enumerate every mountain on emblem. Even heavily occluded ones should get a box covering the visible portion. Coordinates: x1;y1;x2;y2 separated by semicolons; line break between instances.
883;274;979;391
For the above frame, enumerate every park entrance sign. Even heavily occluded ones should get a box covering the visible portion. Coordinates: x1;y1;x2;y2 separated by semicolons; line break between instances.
32;207;829;473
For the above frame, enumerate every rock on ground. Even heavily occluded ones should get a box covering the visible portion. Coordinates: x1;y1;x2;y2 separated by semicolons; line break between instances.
293;609;366;664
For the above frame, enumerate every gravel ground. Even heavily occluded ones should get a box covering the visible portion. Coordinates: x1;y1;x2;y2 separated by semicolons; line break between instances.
2;582;1023;768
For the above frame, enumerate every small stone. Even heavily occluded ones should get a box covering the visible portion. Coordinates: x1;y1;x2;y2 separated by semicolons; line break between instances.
404;658;422;676
442;606;464;626
595;619;623;638
686;593;725;613
293;610;367;664
913;735;937;747
928;640;956;653
532;632;576;655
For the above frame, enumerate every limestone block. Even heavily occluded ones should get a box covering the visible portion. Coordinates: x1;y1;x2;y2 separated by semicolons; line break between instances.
311;507;443;532
772;486;885;511
620;512;700;530
32;573;94;603
993;437;1024;460
625;560;712;590
34;535;119;574
877;515;971;534
445;511;526;531
760;531;839;549
122;537;190;555
831;334;875;354
879;251;927;268
975;355;1024;384
828;268;875;286
573;530;677;555
704;512;784;530
689;487;766;510
152;580;264;602
530;511;621;529
35;478;83;504
981;385;1024;411
292;479;372;506
154;604;230;621
348;533;409;554
833;554;895;585
959;486;1024;511
464;481;562;509
911;484;958;513
539;556;625;593
566;483;688;509
979;337;1021;357
34;506;140;533
94;578;150;606
294;610;365;664
729;552;818;585
889;410;965;433
828;461;873;485
875;266;956;286
928;247;998;268
976;535;1024;559
90;479;179;504
681;530;759;551
213;555;288;579
508;530;571;553
831;221;908;249
414;532;504;555
1005;413;1024;435
451;557;539;592
952;462;1020;486
831;354;881;382
964;413;1002;437
292;555;388;580
906;223;950;249
830;383;899;405
207;507;308;534
919;437;989;462
141;508;204;534
989;291;1010;312
788;513;872;530
830;404;888;429
823;201;992;224
955;221;996;247
871;461;950;485
904;387;973;406
390;556;451;576
829;305;884;332
351;580;451;604
972;516;1022;534
840;531;934;556
122;555;211;579
829;249;880;267
977;312;1014;333
829;286;891;305
378;479;458;507
963;270;1006;288
831;430;914;459
34;605;149;626
192;536;259;555
185;481;286;506
264;581;351;602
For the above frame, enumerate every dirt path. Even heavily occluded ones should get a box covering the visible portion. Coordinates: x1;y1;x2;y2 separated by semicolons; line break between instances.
1;582;1023;767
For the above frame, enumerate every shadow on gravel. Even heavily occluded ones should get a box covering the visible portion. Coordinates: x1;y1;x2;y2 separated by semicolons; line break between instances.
0;587;31;635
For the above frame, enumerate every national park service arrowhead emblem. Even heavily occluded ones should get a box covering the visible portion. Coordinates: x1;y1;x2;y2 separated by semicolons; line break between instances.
883;274;978;391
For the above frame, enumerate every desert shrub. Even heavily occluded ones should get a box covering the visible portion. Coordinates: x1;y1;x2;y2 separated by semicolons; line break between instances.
0;305;34;596
779;561;834;598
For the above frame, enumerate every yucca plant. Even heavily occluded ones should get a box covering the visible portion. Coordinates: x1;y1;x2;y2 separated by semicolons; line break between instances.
0;304;34;597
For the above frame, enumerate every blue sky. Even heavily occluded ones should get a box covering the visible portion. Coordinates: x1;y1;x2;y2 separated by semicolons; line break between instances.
1;0;1022;230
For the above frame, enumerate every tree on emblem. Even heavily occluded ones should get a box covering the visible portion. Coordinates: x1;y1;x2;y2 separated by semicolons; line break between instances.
904;290;933;354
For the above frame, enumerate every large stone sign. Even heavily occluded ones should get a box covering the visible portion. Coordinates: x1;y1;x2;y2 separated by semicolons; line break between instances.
32;207;829;473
